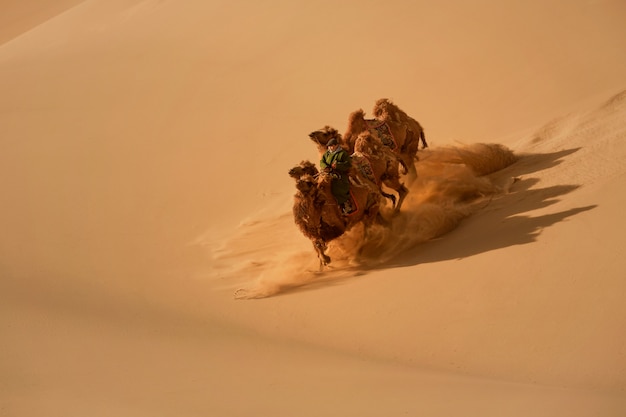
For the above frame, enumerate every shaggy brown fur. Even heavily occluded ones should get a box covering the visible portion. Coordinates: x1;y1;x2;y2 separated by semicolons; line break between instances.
308;126;406;211
308;126;342;154
352;132;408;213
372;98;428;148
289;160;385;267
344;99;427;178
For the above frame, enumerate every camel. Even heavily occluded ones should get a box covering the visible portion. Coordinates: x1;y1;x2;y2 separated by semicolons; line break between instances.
352;131;408;213
308;125;342;151
289;160;385;267
343;98;428;178
308;127;408;212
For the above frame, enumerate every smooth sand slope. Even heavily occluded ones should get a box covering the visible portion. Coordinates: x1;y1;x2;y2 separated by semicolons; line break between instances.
1;0;626;416
0;0;85;46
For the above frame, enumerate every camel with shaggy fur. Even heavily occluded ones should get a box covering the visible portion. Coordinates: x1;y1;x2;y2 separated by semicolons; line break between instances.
308;127;408;212
344;98;427;178
352;131;408;213
289;160;385;267
309;98;428;178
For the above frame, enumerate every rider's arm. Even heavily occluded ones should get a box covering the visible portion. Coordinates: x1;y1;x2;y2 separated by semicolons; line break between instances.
320;153;331;170
333;151;351;173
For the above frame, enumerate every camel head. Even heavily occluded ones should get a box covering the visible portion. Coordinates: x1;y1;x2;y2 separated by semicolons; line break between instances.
288;160;321;195
288;160;318;179
289;160;340;221
296;174;317;194
308;126;341;151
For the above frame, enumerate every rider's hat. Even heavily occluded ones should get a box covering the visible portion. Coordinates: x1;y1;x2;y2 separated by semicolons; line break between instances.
327;138;338;146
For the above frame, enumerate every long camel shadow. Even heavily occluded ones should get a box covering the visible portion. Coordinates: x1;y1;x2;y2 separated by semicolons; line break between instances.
500;147;581;177
373;147;596;268
382;186;595;268
241;147;594;298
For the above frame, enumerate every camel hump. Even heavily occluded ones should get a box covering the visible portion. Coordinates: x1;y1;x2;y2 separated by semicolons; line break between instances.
372;98;392;118
353;131;378;154
347;108;366;125
373;98;406;123
343;109;368;151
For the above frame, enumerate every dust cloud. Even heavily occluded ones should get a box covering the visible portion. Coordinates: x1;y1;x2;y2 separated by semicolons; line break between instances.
232;143;517;299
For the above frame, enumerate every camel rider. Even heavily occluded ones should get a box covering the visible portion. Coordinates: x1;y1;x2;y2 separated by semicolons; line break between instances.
320;138;354;214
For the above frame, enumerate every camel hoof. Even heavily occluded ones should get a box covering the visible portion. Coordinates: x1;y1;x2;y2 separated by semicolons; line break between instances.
318;255;331;270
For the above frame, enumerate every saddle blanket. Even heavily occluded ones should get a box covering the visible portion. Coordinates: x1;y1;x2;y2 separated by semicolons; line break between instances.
365;119;398;150
352;153;377;184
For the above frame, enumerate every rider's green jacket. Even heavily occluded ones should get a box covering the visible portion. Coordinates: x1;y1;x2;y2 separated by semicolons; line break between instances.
320;146;351;173
320;146;351;205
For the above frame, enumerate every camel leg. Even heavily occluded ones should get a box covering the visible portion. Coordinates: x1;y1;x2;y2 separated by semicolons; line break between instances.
380;190;396;207
382;173;409;213
398;158;409;175
393;184;409;214
403;159;418;183
420;130;428;148
314;240;330;267
397;154;418;179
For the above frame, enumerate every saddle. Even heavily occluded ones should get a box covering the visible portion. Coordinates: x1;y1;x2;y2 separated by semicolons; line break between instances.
365;119;398;150
351;152;377;184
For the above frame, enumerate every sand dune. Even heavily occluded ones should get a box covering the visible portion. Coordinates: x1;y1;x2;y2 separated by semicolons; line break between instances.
231;142;519;299
0;0;85;46
1;0;626;416
221;91;626;391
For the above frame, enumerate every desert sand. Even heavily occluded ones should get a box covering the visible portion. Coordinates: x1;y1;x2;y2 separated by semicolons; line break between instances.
1;0;626;416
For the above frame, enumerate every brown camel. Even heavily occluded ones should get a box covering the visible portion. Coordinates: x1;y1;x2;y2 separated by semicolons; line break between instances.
308;125;342;153
308;126;407;212
352;131;408;213
343;98;427;178
289;160;385;267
